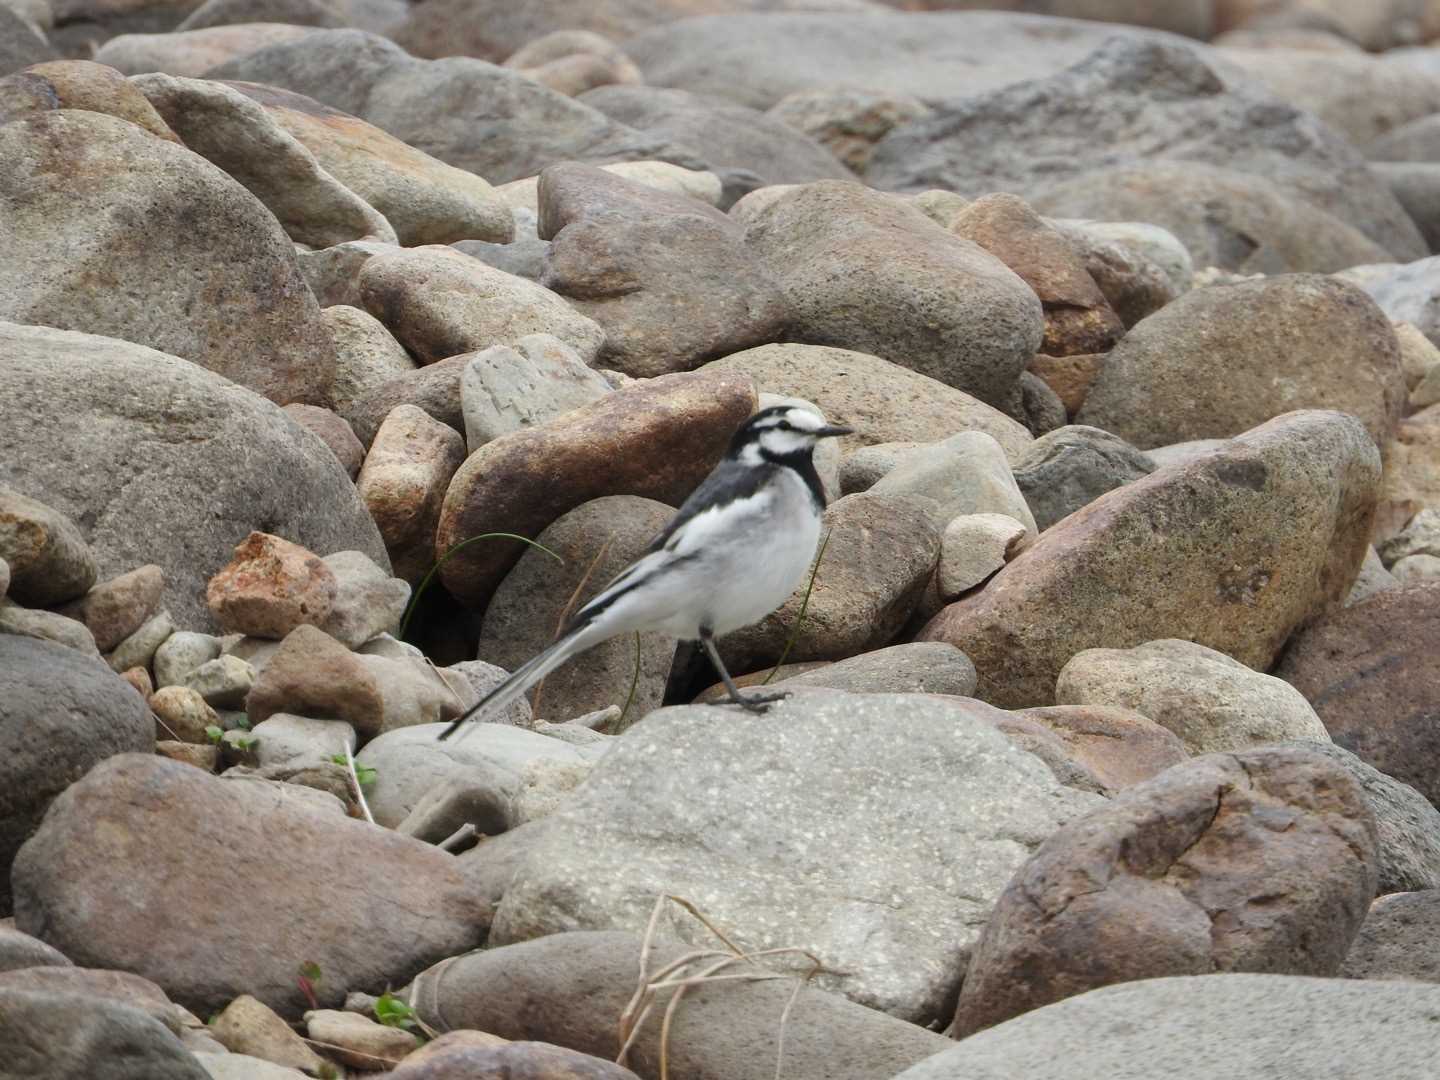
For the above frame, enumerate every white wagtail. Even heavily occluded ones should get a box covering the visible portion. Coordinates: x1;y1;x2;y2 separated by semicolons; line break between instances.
438;405;852;740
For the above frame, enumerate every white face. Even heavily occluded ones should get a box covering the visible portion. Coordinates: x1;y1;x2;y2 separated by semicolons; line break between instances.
753;407;829;458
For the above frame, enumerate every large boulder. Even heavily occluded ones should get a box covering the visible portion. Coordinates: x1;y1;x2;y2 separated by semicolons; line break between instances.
0;110;336;406
0;322;387;632
921;411;1381;706
0;989;207;1080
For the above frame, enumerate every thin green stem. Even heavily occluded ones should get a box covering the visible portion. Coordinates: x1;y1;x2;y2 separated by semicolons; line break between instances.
762;529;831;685
614;631;643;734
400;532;563;642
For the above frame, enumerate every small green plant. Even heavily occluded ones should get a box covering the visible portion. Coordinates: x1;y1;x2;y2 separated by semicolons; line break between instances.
231;734;257;752
333;755;377;786
374;991;420;1032
234;714;252;731
204;725;223;744
400;532;563;641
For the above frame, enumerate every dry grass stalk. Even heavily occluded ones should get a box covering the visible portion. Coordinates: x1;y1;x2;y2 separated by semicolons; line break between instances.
341;738;375;825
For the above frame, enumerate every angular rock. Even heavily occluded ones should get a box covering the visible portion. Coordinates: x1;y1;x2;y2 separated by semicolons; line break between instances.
702;343;1032;461
356;404;466;584
938;513;1028;599
359;245;604;365
318;549;409;648
743;181;1043;408
768;85;931;175
479;496;676;724
0;989;207;1080
1012;704;1189;791
1077;276;1405;450
1012;425;1155;531
206;532;338;641
1;637;152;915
460;334;612;449
94;24;315;77
492;692;1103;1022
1276;582;1440;806
1342;890;1440;983
437;368;755;609
11;754;486;1014
922;411;1381;707
281;404;364;479
0;486;97;606
211;993;327;1075
0;112;336;406
953;746;1377;1035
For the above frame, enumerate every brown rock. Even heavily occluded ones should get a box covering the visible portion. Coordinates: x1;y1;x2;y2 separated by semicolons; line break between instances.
282;403;364;479
1013;704;1190;790
1275;582;1440;806
537;162;788;377
348;354;468;450
57;564;165;653
357;404;466;583
436;368;755;609
206;532;338;640
155;740;219;772
1027;352;1105;417
0;486;96;606
1341;890;1440;983
921;410;1381;707
386;1039;639;1079
211;993;326;1074
245;624;382;731
989;713;1108;794
149;686;220;744
386;1028;509;1069
1379;403;1440;541
14;61;180;141
92;24;315;78
952;193;1123;357
119;666;153;700
953;747;1379;1036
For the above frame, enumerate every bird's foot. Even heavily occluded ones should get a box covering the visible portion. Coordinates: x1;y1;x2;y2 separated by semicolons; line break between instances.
706;688;790;713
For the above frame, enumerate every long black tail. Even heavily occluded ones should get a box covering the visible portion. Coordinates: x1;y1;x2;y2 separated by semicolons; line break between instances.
436;630;589;741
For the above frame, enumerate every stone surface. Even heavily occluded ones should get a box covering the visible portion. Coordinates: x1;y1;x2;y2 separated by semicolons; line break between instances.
404;930;947;1080
1057;639;1331;754
938;513;1028;599
743;181;1043;409
281;404;364;479
0;486;96;606
0;989;207;1080
768;85;931;174
347;354;470;450
1337;257;1440;347
491;692;1101;1023
1342;890;1440;983
479;496;676;725
206;532;338;641
1;637;152;915
306;1009;417;1069
0;926;71;973
1025;353;1104;418
437;368;755;609
0;6;54;75
211;994;326;1075
538;162;788;376
250;714;354;769
1012;704;1189;791
1379;508;1440;566
952;746;1377;1036
106;609;175;673
702;344;1032;461
869;431;1037;535
497;159;723;215
2;59;179;139
460;335;612;449
154;632;223;688
0;601;99;655
869;37;1425;262
0;111;337;407
385;1038;638;1079
356;404;466;583
1013;425;1155;530
1077;276;1405;451
1276;582;1440;806
179;654;254;709
94;24;315;77
764;641;976;697
179;0;347;29
359;245;604;366
893;974;1440;1079
922;411;1381;707
149;686;220;744
1050;218;1188;327
323;304;417;429
11;754;485;1014
318;549;409;648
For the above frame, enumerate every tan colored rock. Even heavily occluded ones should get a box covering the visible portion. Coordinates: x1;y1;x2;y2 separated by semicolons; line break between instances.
921;410;1381;707
106;610;174;673
57;565;164;653
323;305;418;416
93;24;315;78
1027;352;1105;417
938;513;1028;599
346;354;468;449
119;666;152;700
768;86;931;174
206;532;337;640
156;740;220;771
1014;704;1190;790
305;1009;418;1070
149;685;220;744
16;60;180;141
1393;321;1438;389
437;369;755;608
0;486;96;606
497;160;721;214
1380;403;1440;539
212;994;327;1074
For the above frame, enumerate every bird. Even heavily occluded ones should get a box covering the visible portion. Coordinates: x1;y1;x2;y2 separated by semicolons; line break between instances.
438;404;853;741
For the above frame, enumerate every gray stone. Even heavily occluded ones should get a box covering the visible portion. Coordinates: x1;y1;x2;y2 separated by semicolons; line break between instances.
491;692;1102;1024
0;926;71;973
281;404;363;479
180;0;348;29
869;431;1037;535
938;514;1028;599
0;601;98;655
1013;425;1156;530
1336;256;1440;346
1342;890;1440;983
893;974;1440;1079
769;642;977;697
93;25;316;78
251;714;355;769
870;38;1425;263
1374;161;1440;256
0;486;96;606
0;636;152;915
0;989;207;1080
0;5;54;77
1393;552;1440;581
1348;546;1401;607
1379;507;1440;565
322;304;417;429
154;631;224;688
346;355;469;455
460;334;612;450
179;654;254;710
768;85;931;175
443;660;532;727
497;160;723;214
452;207;549;282
107;609;175;673
317;549;409;648
0;555;7;599
0;322;388;633
1049;218;1194;310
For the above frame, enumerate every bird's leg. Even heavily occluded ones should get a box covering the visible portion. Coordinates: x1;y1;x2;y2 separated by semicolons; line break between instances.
698;631;789;713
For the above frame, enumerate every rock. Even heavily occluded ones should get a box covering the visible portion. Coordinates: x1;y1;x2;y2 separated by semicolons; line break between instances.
192;1051;309;1078
1348;546;1401;606
951;193;1123;358
358;245;604;366
179;0;347;29
1056;639;1331;754
211;994;327;1075
305;1009;417;1069
403;930;947;1080
355;722;593;831
436;368;755;609
179;654;254;710
764;641;976;697
1012;704;1189;791
0;966;189;1038
106;609;175;673
94;24;316;77
11;754;485;1014
0;926;71;972
250;714;354;769
460;335;612;449
156;741;220;772
1393;552;1440;581
922;411;1381;707
318;549;409;648
0;556;7;599
54;565;164;654
894;974;1440;1079
0;989;207;1080
1025;353;1104;418
743;181;1043;409
0;486;96;606
0;112;337;406
1336;256;1440;346
207;30;705;185
1049;218;1189;327
537;162;788;376
938;514;1028;599
498;159;723;215
133;72;395;248
768;86;931;175
206;532;338;640
1012;371;1066;436
869;431;1036;535
2;59;179;140
1373;161;1440;257
278;404;363;480
0;6;54;76
1276;582;1440;806
1379;508;1440;566
717;492;940;675
384;1038;637;1079
301;241;401;309
149;686;221;744
1342;890;1440;983
1013;425;1155;530
323;304;417;425
347;354;470;450
0;598;98;654
953;745;1376;1035
1380;404;1440;540
356;404;466;584
701;343;1033;461
1077;276;1405;451
155;632;224;688
226;80;514;246
869;38;1425;262
1;636;152;915
579;84;850;202
479;496;676;724
491;692;1102;1023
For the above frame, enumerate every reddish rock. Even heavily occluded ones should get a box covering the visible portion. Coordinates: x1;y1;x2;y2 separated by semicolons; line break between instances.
1027;353;1105;417
57;564;164;653
282;404;364;479
206;532;338;640
1013;704;1190;790
245;624;382;731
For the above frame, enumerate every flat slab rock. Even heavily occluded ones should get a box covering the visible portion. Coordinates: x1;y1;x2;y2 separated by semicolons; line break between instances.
491;691;1102;1025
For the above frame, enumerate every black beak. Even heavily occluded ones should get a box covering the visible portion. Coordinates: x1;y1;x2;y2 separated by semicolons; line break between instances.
815;424;854;439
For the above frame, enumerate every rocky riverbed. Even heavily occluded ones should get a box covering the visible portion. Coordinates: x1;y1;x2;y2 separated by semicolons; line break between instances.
3;0;1440;1077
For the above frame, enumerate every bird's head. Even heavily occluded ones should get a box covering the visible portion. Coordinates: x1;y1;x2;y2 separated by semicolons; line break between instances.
731;405;853;463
